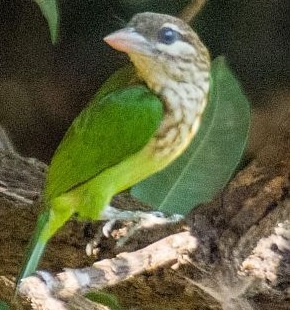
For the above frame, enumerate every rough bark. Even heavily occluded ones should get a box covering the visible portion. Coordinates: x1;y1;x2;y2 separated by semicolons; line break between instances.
0;128;289;310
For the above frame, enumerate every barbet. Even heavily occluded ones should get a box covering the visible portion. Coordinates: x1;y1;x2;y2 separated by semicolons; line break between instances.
18;12;210;284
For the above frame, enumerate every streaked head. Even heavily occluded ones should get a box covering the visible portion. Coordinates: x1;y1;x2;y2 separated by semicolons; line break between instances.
104;12;210;93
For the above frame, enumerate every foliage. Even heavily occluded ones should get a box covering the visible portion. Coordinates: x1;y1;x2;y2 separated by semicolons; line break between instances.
131;57;251;215
0;301;9;310
85;291;123;310
33;0;59;44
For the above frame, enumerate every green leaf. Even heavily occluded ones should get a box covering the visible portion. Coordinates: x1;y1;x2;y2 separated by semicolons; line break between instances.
85;291;123;310
34;0;59;44
131;56;251;215
0;301;10;310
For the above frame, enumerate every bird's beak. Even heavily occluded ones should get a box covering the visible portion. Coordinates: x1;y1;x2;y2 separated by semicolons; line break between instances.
104;28;152;56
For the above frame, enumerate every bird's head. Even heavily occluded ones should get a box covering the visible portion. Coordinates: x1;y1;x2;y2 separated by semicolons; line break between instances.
104;12;210;94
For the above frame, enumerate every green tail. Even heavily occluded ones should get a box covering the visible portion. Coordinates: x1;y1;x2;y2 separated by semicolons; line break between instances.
16;209;50;287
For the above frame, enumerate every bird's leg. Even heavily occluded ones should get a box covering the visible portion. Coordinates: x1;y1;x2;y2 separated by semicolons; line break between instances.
86;205;184;255
115;209;185;247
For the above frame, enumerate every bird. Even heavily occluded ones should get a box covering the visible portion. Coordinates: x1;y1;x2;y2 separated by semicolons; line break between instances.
17;12;210;285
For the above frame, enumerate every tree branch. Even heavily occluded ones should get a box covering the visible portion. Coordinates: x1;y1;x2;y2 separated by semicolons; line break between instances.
179;0;207;23
0;125;289;310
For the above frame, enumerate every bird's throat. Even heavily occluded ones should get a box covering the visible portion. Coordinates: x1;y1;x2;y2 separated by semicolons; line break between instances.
152;82;208;158
130;53;210;159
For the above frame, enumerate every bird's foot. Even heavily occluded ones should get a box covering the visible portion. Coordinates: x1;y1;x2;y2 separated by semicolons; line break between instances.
86;205;184;255
115;210;184;247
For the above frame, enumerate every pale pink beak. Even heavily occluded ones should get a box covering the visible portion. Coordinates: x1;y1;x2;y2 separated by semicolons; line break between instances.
104;28;152;56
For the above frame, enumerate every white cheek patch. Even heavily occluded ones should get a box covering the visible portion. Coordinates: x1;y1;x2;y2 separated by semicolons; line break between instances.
156;40;197;58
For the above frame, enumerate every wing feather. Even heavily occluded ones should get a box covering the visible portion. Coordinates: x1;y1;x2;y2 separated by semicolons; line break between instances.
45;84;163;200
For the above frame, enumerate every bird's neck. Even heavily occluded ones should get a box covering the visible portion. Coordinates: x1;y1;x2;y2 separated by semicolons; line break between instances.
130;53;210;158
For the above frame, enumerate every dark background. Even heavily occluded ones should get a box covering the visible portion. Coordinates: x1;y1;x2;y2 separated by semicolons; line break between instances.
0;0;289;162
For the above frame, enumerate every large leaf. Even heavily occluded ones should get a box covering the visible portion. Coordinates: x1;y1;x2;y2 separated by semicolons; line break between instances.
34;0;59;44
131;56;250;215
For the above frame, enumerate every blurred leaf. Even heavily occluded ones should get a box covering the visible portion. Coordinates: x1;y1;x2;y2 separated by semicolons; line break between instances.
131;56;251;215
33;0;59;44
0;301;9;310
85;291;123;310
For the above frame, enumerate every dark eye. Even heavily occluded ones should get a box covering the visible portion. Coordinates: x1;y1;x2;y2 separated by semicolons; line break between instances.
157;27;179;45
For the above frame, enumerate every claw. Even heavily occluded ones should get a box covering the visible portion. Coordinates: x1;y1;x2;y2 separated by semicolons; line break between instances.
102;219;117;237
87;205;184;251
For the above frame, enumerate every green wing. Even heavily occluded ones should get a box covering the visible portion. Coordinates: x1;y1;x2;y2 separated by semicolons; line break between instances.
44;78;163;200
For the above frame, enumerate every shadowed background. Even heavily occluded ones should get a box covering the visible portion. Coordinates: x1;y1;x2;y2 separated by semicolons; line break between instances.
0;0;289;162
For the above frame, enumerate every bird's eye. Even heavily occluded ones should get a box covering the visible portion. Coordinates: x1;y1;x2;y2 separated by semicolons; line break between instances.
157;27;179;45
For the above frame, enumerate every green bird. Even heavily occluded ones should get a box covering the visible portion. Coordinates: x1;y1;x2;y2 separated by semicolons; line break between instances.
17;12;210;284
